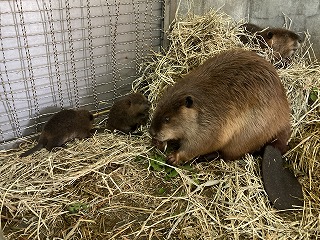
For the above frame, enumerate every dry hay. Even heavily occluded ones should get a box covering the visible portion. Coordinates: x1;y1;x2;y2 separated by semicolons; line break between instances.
1;9;320;240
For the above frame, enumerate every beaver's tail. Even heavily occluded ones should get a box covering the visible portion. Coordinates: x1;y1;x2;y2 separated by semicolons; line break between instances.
19;142;44;157
262;145;303;210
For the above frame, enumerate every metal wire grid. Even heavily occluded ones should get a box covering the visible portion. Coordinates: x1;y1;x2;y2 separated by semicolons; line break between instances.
0;0;164;150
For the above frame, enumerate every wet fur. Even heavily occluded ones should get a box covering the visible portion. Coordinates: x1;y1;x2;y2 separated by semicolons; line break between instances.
107;93;150;134
20;109;94;157
240;23;302;59
150;49;291;165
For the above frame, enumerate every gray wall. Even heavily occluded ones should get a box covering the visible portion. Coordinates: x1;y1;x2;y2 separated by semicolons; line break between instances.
175;0;320;59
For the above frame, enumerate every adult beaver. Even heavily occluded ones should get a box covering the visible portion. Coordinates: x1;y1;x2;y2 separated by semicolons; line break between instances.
150;49;303;210
239;23;302;59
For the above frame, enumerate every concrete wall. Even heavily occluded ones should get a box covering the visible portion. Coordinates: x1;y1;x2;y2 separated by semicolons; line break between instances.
174;0;320;59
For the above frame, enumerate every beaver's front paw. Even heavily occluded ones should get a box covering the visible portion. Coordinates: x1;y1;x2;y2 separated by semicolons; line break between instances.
167;152;184;166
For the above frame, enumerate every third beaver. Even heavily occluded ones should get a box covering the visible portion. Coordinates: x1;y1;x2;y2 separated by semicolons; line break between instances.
150;49;303;209
239;23;302;59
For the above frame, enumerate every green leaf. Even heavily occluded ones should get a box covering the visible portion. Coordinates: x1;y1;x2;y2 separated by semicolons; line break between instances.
309;87;319;103
149;153;166;171
158;188;166;194
180;164;193;171
165;167;178;180
67;202;88;214
148;151;195;180
192;173;200;185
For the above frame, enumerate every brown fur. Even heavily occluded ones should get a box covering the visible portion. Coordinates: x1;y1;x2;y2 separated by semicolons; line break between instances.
20;109;94;157
107;93;150;134
240;23;302;59
150;49;291;166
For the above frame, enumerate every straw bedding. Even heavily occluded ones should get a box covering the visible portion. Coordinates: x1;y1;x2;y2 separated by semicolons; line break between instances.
1;9;319;239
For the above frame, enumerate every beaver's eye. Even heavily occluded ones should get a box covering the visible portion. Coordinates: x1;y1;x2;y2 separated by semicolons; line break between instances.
164;117;170;123
137;112;146;117
267;31;273;39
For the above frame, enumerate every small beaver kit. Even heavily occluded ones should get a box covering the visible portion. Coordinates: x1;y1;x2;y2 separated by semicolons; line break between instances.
107;93;150;134
239;23;302;59
150;49;303;209
20;109;94;157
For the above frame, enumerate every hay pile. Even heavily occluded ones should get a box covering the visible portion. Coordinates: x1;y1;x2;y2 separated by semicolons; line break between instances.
1;9;319;239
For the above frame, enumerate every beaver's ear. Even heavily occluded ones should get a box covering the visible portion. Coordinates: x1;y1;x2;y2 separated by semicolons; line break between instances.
185;96;193;108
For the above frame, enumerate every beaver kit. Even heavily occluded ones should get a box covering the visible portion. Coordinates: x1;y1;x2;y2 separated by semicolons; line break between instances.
107;93;150;134
20;109;94;157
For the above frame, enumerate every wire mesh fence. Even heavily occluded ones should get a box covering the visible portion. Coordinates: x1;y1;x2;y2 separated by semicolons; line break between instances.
0;0;164;150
